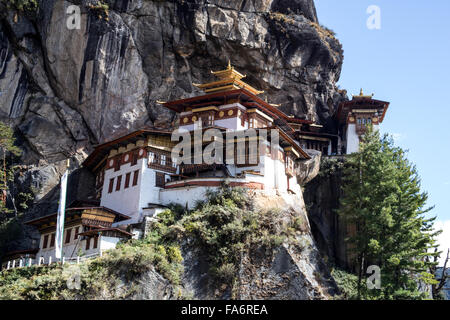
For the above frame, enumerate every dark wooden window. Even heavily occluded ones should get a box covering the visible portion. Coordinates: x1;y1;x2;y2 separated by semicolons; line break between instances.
74;227;80;240
50;233;55;248
114;157;121;171
43;235;49;249
156;172;165;188
86;238;90;250
131;152;138;166
93;236;98;249
125;172;131;189
108;178;114;193
132;170;139;186
116;175;122;191
65;228;72;244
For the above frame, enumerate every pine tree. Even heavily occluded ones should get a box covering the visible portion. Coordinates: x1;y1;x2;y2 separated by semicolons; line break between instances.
0;122;23;215
338;128;440;299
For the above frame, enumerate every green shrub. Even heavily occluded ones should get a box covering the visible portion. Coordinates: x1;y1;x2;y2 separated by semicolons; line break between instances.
330;268;359;300
1;0;38;12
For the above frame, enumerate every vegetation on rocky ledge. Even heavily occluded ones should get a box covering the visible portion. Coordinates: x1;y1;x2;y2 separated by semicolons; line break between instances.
0;185;309;300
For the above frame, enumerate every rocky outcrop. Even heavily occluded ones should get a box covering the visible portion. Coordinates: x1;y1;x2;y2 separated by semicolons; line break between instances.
296;149;321;185
303;156;348;268
178;193;336;300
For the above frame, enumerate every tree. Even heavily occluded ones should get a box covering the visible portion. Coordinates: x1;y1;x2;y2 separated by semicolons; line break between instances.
428;248;449;299
0;122;25;216
338;127;440;299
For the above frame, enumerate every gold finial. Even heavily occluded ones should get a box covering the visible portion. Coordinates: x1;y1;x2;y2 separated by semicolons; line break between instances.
352;88;374;99
66;159;70;169
227;60;232;70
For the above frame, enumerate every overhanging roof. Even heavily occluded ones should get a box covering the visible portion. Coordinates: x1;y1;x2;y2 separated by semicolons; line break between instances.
83;129;172;171
25;206;131;226
336;97;390;124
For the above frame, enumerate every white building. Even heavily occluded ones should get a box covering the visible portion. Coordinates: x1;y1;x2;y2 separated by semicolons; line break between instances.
20;204;132;266
3;67;391;270
80;64;313;226
336;89;390;154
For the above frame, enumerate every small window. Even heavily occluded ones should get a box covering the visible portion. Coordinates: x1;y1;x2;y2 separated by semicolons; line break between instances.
161;155;166;166
125;172;131;189
93;236;98;249
172;157;177;169
74;227;80;240
131;152;138;166
116;175;122;191
65;228;72;244
156;172;165;188
108;178;114;193
50;233;55;248
43;235;49;249
132;170;139;186
86;238;90;250
114;157;121;171
149;152;155;164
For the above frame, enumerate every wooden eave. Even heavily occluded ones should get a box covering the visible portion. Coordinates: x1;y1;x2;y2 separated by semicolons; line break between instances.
83;129;172;171
336;98;390;124
25;207;131;228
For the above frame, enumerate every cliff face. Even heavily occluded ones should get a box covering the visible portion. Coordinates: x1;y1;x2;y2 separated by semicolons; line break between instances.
0;0;344;208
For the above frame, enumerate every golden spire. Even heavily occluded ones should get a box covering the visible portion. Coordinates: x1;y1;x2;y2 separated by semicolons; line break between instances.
352;88;374;99
194;62;264;95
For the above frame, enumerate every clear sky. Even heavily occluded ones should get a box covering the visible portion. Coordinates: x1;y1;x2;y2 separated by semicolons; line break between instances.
315;0;450;262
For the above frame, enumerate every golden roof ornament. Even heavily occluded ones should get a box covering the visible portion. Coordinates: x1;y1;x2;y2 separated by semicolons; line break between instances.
352;88;374;99
193;62;264;95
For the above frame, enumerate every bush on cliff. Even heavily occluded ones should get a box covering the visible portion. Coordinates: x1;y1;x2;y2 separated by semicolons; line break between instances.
0;184;307;300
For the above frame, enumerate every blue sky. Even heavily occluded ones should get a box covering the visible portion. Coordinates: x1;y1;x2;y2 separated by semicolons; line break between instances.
315;0;450;261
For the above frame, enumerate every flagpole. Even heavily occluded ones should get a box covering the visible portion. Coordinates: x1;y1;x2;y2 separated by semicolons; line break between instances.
55;159;70;262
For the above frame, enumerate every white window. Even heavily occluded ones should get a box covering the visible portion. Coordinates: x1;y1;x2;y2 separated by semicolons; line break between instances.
148;152;155;164
172;157;177;168
161;155;166;166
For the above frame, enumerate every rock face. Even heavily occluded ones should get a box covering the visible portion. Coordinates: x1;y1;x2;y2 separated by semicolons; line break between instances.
127;193;337;300
303;157;348;268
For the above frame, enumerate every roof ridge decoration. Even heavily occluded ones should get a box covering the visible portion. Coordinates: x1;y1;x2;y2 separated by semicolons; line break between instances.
193;61;264;96
352;88;374;99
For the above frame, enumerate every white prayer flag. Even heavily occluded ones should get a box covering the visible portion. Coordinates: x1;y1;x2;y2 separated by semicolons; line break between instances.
55;169;68;260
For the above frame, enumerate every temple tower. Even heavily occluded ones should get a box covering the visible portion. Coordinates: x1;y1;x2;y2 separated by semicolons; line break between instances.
336;89;390;154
